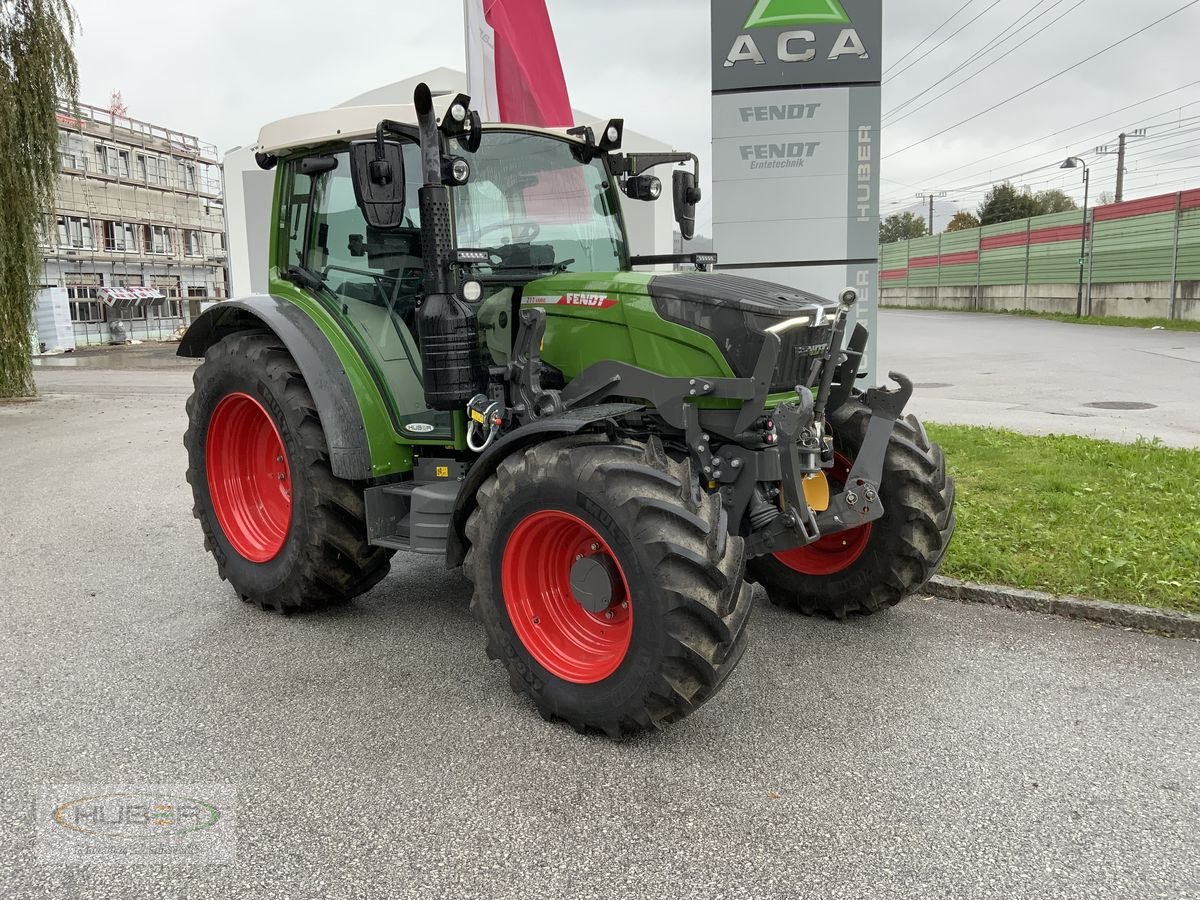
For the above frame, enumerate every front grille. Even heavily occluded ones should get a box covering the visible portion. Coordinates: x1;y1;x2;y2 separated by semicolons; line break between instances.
772;324;833;392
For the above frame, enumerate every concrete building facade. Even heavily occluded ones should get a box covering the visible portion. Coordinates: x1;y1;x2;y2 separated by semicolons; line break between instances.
41;100;227;345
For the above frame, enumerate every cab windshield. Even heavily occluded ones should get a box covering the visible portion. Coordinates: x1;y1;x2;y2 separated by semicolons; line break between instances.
451;131;627;273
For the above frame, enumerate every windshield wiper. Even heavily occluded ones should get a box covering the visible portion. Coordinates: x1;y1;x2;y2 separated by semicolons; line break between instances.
284;264;329;294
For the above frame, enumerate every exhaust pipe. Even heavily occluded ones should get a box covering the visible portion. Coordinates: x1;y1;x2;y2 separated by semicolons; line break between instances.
412;83;486;411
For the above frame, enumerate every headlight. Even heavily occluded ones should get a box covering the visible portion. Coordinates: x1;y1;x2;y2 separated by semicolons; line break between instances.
460;280;483;302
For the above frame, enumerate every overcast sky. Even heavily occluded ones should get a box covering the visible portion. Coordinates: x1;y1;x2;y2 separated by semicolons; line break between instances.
73;0;1200;231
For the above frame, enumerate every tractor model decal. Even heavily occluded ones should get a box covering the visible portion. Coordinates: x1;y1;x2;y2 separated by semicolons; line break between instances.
522;294;619;310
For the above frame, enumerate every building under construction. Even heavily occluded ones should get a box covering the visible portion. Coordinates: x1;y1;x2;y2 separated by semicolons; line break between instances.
41;99;227;345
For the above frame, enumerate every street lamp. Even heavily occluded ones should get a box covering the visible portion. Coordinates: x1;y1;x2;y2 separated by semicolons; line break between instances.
1062;156;1090;318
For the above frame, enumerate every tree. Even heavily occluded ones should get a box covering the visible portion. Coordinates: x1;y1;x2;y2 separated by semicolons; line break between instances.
977;182;1039;226
1033;188;1078;214
880;212;927;244
945;210;980;232
0;0;78;398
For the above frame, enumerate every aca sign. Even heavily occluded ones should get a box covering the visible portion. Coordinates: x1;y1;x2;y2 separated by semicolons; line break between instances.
710;0;882;382
712;0;882;91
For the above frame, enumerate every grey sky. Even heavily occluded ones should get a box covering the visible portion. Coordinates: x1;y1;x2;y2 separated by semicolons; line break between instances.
74;0;1200;230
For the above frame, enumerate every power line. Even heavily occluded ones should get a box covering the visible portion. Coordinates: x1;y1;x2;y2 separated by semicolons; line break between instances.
882;0;981;79
885;0;1064;120
883;0;1200;160
884;0;1005;85
884;0;1089;127
880;109;1200;208
884;79;1200;193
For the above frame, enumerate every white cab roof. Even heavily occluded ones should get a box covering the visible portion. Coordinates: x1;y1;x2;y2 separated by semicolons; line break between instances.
256;97;585;156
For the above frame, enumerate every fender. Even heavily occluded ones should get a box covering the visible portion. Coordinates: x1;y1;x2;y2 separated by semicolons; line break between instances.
444;402;644;568
178;295;373;480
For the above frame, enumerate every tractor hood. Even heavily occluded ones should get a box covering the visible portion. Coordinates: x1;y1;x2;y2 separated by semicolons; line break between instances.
520;270;844;393
645;272;842;391
647;272;837;320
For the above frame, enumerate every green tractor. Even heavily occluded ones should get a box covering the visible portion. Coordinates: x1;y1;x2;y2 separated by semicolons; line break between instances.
181;85;955;736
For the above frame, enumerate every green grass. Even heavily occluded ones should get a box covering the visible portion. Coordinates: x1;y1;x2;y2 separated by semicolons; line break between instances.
927;425;1200;613
885;304;1200;332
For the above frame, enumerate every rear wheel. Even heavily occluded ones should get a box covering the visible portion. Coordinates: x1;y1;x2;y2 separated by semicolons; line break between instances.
749;400;955;618
464;436;752;737
184;331;393;612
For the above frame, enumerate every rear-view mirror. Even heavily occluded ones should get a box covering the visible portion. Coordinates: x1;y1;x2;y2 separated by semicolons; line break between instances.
351;141;406;230
673;170;700;241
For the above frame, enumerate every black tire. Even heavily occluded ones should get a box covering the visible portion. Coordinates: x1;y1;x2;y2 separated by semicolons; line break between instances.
184;331;393;613
749;401;956;618
463;435;753;738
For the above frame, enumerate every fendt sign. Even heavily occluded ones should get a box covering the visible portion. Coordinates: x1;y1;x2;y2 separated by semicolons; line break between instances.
713;0;882;91
711;0;882;381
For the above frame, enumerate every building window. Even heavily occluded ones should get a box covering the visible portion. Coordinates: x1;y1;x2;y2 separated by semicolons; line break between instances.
66;274;104;322
187;286;208;299
143;225;174;255
176;161;197;191
36;215;53;248
59;131;88;170
56;215;94;249
137;153;168;187
184;230;202;257
101;220;139;252
96;144;131;178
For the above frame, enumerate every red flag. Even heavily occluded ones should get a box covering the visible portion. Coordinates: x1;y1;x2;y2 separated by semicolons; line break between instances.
465;0;574;127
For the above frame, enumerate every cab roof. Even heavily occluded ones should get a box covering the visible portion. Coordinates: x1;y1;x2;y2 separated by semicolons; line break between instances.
256;97;587;156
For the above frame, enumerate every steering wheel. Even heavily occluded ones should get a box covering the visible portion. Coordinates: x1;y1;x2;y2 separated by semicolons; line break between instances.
474;220;541;244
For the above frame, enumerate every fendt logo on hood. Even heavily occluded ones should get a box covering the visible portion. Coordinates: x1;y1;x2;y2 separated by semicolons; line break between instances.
725;0;868;68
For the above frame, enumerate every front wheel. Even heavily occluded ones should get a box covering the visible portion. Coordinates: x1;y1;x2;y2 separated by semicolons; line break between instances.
184;331;393;612
463;436;752;737
749;401;956;618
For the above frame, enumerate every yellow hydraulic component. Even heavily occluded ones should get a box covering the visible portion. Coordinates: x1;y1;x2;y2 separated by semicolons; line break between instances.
802;471;831;512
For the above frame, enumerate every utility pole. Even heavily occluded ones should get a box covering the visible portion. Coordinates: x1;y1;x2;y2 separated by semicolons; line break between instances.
915;191;947;235
1097;129;1146;203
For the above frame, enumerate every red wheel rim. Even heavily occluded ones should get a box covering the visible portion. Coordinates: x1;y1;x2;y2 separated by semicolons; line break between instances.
205;392;292;564
501;510;632;684
774;451;873;576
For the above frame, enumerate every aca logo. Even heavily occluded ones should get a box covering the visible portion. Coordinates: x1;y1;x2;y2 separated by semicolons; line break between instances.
725;0;869;68
743;0;850;27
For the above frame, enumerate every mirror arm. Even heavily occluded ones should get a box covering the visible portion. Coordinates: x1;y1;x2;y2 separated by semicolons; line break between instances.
375;119;412;160
612;152;699;181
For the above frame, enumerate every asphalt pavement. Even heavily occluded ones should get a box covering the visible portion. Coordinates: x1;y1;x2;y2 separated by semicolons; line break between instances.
879;310;1200;448
0;343;1196;898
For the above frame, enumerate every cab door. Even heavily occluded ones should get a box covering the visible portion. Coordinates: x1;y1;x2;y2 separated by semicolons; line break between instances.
276;145;456;441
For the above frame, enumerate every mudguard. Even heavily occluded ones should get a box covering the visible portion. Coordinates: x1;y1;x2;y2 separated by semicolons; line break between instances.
444;402;644;568
178;295;373;480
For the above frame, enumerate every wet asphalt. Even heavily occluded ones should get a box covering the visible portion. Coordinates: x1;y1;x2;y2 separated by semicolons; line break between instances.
1;324;1197;898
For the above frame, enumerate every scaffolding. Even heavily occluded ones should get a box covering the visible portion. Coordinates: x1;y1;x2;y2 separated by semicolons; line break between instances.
43;99;229;345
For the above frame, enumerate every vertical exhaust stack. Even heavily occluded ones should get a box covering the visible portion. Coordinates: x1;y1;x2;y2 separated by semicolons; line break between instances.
413;83;487;412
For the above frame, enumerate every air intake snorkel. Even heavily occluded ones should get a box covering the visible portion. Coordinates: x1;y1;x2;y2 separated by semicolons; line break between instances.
412;83;487;411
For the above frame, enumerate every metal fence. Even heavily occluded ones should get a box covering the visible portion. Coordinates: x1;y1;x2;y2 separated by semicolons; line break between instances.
880;188;1200;318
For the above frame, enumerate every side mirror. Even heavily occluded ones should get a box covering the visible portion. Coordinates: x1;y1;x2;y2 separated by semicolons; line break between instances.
673;170;701;241
350;140;406;229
